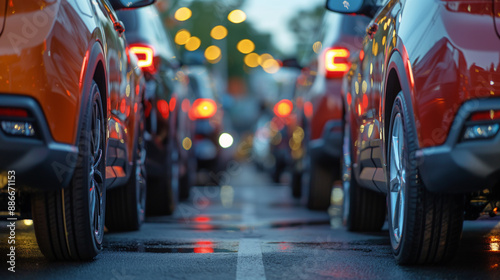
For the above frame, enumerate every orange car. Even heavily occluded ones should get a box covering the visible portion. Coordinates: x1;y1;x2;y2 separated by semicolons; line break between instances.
0;0;155;260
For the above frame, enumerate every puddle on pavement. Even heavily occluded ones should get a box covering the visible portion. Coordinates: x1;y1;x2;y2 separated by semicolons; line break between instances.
104;241;238;254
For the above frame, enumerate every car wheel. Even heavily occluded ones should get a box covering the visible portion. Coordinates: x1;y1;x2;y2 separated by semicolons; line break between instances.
291;170;302;198
342;118;386;231
106;103;147;231
387;92;464;264
146;140;179;215
32;81;106;260
179;154;195;201
302;154;337;211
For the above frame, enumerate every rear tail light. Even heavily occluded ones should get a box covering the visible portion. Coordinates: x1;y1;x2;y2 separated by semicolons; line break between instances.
324;47;350;79
130;44;157;74
273;99;293;118
0;108;36;137
157;100;169;119
0;108;28;118
462;110;500;140
190;99;217;119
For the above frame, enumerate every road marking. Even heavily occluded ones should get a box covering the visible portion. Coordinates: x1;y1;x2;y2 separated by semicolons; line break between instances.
236;238;266;280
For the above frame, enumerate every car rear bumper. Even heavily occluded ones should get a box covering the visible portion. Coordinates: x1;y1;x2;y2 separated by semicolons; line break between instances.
0;95;77;191
417;99;500;193
309;120;342;165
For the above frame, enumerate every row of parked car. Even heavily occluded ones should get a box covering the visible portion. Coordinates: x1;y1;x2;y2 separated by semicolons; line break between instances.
0;0;231;260
256;0;500;265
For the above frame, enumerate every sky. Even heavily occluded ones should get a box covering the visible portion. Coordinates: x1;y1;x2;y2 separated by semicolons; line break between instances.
241;0;325;55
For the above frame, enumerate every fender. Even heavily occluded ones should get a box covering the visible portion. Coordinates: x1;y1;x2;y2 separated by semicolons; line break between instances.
74;41;107;148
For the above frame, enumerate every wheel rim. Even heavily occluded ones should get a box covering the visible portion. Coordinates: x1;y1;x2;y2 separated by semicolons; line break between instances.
389;113;406;247
89;97;104;244
342;122;351;225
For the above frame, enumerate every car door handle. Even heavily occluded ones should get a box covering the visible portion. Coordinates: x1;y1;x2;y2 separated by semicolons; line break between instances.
114;21;125;35
366;23;378;39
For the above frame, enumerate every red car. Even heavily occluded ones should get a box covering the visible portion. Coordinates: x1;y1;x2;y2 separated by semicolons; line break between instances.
291;12;369;210
328;0;500;264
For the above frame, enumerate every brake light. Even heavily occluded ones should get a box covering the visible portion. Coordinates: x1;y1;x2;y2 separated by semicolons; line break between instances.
324;47;350;79
274;99;293;118
157;100;169;119
130;44;156;74
190;99;217;119
0;108;28;118
470;110;500;122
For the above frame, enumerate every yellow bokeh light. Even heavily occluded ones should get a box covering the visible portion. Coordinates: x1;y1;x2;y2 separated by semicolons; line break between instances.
185;36;201;51
244;53;259;68
313;41;322;53
259;53;273;66
262;59;280;74
228;9;246;24
175;7;192;21
237;39;255;54
205;45;221;61
211;25;228;40
174;29;191;45
182;137;192;150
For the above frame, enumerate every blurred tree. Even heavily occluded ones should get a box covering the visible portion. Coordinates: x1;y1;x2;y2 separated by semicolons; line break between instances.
288;5;325;62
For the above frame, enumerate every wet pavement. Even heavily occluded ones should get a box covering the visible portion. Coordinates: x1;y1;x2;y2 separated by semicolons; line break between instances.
2;163;500;279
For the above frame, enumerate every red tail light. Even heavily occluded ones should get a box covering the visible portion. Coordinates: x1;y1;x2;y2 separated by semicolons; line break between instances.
324;47;350;79
157;100;169;119
274;99;293;118
130;44;156;74
190;99;217;119
470;110;500;122
0;108;28;118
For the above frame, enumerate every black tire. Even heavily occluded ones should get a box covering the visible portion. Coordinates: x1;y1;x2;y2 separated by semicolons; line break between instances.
291;170;302;198
146;141;178;216
387;92;464;264
32;81;106;260
106;104;147;231
179;155;195;201
303;155;338;211
342;118;386;231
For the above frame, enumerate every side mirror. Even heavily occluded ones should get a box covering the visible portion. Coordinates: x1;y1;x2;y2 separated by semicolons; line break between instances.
325;0;377;17
109;0;156;11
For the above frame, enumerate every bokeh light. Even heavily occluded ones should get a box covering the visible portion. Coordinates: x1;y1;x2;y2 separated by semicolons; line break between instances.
313;41;322;53
182;137;192;150
262;59;280;74
237;39;255;54
259;53;274;66
228;9;246;24
210;25;228;40
174;29;191;45
205;45;222;62
244;53;259;68
174;7;192;21
219;133;234;149
185;36;201;51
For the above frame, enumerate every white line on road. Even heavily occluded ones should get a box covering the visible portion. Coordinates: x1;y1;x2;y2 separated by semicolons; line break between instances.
236;238;266;280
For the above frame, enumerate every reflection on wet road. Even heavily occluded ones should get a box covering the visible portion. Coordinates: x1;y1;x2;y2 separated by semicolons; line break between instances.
1;164;500;279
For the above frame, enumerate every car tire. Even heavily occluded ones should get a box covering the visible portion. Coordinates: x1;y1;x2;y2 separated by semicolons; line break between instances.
291;170;302;198
179;155;195;201
32;81;106;260
106;103;147;231
387;92;464;264
146;141;178;216
342;118;386;231
303;155;337;211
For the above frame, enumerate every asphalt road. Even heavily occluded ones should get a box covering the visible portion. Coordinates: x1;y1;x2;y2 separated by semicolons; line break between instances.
2;163;500;279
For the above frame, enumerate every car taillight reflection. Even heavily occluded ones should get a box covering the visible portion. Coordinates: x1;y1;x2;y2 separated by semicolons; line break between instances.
194;240;214;254
274;99;293;118
190;98;217;120
130;44;156;74
324;47;350;79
